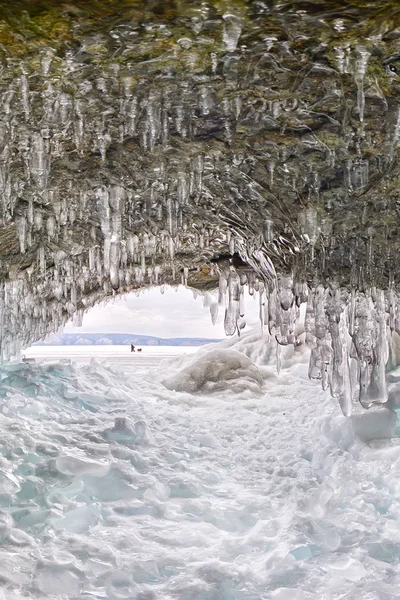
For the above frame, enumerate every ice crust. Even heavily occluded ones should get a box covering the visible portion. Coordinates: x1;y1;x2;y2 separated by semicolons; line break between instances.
0;333;400;598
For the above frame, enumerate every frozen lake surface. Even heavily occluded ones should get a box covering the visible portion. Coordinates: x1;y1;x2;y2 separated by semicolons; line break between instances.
25;345;197;368
1;333;400;599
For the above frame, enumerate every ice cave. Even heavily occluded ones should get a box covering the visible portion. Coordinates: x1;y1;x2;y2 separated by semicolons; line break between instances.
0;0;399;415
1;2;400;599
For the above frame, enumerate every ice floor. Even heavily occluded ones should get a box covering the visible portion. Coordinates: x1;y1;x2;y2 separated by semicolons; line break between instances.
2;333;400;599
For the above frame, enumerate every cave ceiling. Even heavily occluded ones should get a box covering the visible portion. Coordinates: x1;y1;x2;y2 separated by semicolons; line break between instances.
0;0;399;360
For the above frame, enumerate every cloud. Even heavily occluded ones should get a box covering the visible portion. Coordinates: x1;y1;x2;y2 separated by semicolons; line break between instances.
64;285;261;339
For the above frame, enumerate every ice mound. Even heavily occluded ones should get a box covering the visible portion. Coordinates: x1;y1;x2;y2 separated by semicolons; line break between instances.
162;348;264;395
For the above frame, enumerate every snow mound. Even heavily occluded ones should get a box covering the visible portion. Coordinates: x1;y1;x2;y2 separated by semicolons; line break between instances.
162;348;264;395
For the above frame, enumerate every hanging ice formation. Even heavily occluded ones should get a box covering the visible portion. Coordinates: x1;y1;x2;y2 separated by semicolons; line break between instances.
1;1;400;415
217;266;394;416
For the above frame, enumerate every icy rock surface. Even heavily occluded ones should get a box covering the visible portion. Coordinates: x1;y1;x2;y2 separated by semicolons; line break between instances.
0;0;400;415
0;336;400;598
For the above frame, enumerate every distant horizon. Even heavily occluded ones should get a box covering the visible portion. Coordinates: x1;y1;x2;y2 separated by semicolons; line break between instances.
33;331;222;347
39;332;222;340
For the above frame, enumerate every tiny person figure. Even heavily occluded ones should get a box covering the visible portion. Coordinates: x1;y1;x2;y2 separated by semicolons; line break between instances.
131;344;135;352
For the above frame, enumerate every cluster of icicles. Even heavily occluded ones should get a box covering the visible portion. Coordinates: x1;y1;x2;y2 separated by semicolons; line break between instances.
218;269;393;416
0;41;382;253
0;246;221;362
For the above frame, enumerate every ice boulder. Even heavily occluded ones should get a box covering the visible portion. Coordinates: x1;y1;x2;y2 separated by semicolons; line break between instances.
162;349;264;395
104;417;153;445
351;407;397;442
50;503;101;534
56;454;110;478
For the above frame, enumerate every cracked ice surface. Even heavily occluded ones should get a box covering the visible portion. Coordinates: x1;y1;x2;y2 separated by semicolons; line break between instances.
1;333;400;599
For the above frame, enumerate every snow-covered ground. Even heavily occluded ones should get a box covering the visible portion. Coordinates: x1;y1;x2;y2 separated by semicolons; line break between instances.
1;333;400;599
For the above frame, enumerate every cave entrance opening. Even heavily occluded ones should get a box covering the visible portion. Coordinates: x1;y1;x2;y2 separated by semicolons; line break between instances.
23;284;261;358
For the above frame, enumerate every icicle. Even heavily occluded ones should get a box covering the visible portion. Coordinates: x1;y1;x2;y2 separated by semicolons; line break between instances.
355;46;370;124
276;343;281;374
30;133;48;190
210;302;219;325
20;75;30;120
218;270;228;305
276;275;297;345
46;216;56;239
352;290;388;408
326;289;353;416
239;285;245;317
73;309;83;327
109;241;120;290
38;247;46;273
222;13;242;52
307;287;331;386
15;216;27;253
224;270;240;336
268;284;281;338
168;237;174;260
89;248;96;272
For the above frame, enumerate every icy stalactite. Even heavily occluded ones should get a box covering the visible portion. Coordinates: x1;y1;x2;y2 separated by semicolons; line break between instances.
353;290;388;408
326;289;353;416
355;46;370;124
15;216;27;254
306;286;391;413
0;19;394;301
305;286;330;390
0;236;223;361
276;275;298;346
0;201;398;419
222;13;243;53
223;270;241;336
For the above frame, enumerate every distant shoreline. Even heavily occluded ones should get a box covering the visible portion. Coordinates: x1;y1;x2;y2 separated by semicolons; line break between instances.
34;333;222;347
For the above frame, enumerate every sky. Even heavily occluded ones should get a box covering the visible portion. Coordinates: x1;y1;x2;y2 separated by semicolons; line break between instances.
64;286;262;339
